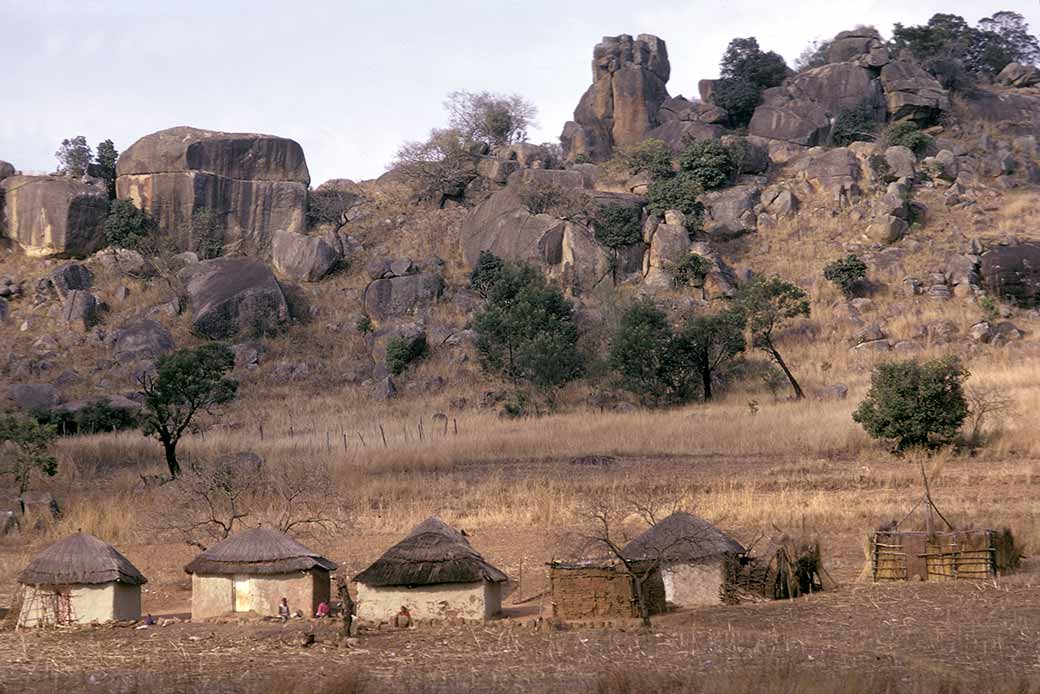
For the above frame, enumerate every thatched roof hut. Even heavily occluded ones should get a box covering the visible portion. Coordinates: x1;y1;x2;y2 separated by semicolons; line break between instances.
622;512;744;564
353;517;507;623
184;527;336;621
184;527;337;575
353;516;507;587
18;532;147;587
16;533;146;627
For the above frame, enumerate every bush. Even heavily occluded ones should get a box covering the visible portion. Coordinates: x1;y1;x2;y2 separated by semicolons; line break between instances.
715;37;789;128
823;254;868;298
34;401;139;437
594;204;643;249
885;122;933;156
390;127;477;207
670;253;711;287
677;140;737;190
831;102;880;147
103;199;156;250
852;356;970;451
515;179;588;218
469;251;506;298
444;90;537;147
647;172;704;218
611;139;673;180
385;335;428;376
182;207;223;259
306;188;356;228
867;154;897;186
712;77;763;129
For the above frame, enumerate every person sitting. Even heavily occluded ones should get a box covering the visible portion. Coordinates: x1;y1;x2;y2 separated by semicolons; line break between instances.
315;601;330;618
278;597;290;622
394;605;411;628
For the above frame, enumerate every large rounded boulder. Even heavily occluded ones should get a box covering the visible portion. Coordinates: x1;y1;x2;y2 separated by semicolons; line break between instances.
115;127;309;255
980;243;1040;307
181;257;289;339
1;176;109;258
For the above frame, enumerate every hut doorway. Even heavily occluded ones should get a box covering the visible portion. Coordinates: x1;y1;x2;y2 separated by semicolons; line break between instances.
234;577;252;612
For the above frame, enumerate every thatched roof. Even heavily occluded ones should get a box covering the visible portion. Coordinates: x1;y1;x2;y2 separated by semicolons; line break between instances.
184;527;337;576
622;512;744;564
18;533;147;586
353;516;507;587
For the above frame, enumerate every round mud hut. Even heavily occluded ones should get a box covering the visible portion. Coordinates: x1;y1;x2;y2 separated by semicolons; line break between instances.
353;517;507;623
621;512;744;607
16;532;147;627
184;527;336;621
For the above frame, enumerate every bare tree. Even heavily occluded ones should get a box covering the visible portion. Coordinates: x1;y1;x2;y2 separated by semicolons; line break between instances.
965;384;1015;449
266;459;341;534
390;127;478;207
444;90;538;147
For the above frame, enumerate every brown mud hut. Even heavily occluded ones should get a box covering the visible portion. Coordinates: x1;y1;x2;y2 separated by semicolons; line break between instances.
621;512;744;607
353;517;507;623
549;558;666;621
16;532;146;627
870;489;1020;582
184;527;336;620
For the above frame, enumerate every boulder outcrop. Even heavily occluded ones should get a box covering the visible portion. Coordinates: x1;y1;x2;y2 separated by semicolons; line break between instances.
980;243;1040;307
112;320;176;362
996;62;1040;88
879;61;949;123
827;28;886;64
272;229;341;282
364;272;443;321
181;257;289;339
115;127;309;255
561;34;670;161
1;176;109;258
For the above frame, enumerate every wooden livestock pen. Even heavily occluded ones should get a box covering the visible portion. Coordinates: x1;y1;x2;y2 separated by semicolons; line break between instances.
872;528;1019;582
870;470;1020;582
725;535;835;602
548;560;666;621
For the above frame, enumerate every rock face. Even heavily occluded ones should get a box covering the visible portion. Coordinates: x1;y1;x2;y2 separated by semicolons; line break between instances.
62;290;99;330
749;63;883;146
112;320;176;361
181;257;289;339
827;28;886;64
0;161;14;181
980;243;1040;307
1;176;109;258
271;229;341;282
561;34;670;161
7;383;61;411
879;61;949;123
460;169;637;294
364;272;443;321
700;185;760;240
115;127;310;255
996;62;1040;88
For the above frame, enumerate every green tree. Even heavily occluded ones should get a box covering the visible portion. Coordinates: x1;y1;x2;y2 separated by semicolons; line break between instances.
671;253;711;288
94;139;119;199
593;204;643;283
712;77;764;129
612;139;674;180
609;300;698;406
677;140;738;190
885;122;933;156
385;334;428;375
682;310;746;401
0;414;57;495
732;276;811;399
853;357;970;451
473;261;583;402
55;136;93;178
714;37;789;128
831;102;881;147
469;250;505;298
647;172;704;218
823;254;868;298
138;344;238;478
104;199;157;250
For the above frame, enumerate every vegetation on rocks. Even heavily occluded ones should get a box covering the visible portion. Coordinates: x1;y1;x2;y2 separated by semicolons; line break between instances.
677;140;739;191
385;335;428;376
823;254;868;298
831;102;881;147
444;90;537;148
103;199;157;250
715;36;789;127
647;173;703;218
0;413;57;495
610;138;673;180
54;135;92;177
884;122;933;156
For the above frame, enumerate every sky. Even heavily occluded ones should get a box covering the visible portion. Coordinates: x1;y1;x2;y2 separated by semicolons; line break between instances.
3;1;1039;184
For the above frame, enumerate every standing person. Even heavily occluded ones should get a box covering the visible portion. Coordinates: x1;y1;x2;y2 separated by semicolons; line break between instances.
335;575;355;636
278;597;290;622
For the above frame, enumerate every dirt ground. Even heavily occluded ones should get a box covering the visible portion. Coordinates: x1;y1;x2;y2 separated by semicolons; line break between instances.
1;453;1038;693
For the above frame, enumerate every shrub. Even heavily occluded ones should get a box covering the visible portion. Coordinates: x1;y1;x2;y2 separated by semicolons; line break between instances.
0;413;57;495
885;122;933;156
594;204;643;282
712;77;763;129
390;127;477;207
610;299;695;407
611;139;673;180
306;188;356;228
444;90;537;147
515;179;588;218
867;154;897;186
794;39;832;72
670;253;711;287
469;251;505;298
823;254;868;298
831;102;880;147
853;356;970;451
103;199;156;250
94;139;119;199
647;172;704;218
183;207;223;259
355;315;373;334
677;140;737;190
385;335;428;376
34;401;139;437
715;37;789;128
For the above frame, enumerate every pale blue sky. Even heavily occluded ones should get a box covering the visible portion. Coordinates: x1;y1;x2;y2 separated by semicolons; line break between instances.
2;1;1037;184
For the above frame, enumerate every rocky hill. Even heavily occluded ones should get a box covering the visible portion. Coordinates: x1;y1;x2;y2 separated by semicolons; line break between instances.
3;24;1040;426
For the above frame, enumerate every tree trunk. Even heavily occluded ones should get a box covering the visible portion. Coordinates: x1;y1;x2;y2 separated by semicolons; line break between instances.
161;437;181;478
701;365;713;401
766;341;804;400
630;571;652;628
